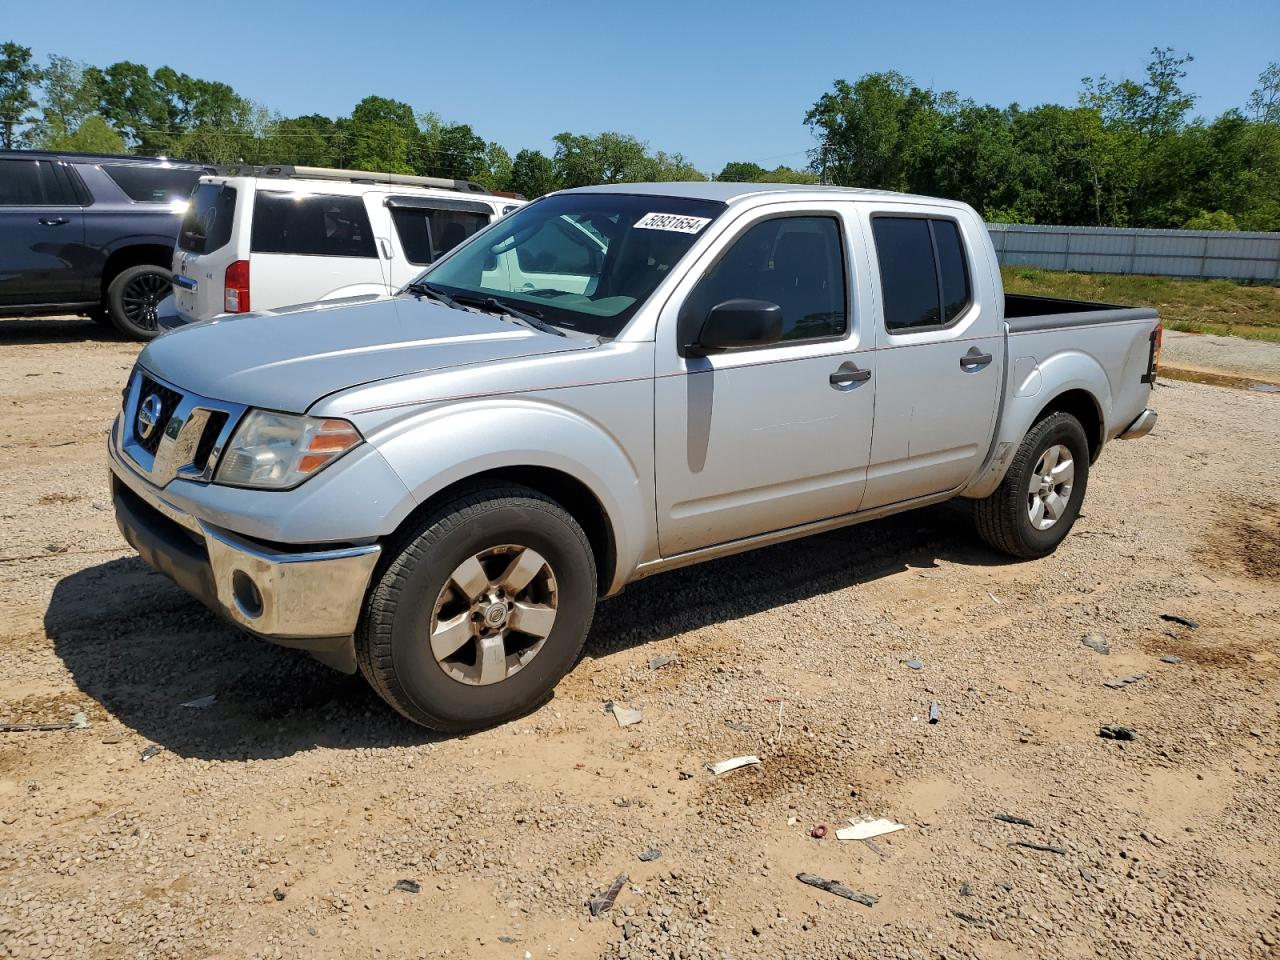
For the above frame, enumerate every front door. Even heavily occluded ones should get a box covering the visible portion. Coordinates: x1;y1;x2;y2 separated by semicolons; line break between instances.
654;206;877;556
0;157;87;307
859;209;1003;508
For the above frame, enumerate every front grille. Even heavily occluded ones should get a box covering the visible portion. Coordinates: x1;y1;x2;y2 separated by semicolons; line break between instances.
193;411;229;472
136;376;183;454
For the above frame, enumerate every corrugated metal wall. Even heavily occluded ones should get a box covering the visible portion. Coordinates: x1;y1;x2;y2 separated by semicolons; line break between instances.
987;223;1280;283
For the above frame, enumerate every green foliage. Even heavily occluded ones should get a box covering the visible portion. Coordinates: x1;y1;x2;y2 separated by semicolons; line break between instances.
805;51;1280;231
0;41;41;148
509;149;557;198
1181;209;1239;231
715;161;817;183
39;114;124;153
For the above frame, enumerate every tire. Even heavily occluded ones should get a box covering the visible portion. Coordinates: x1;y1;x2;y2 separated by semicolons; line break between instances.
106;264;171;340
974;411;1090;559
357;484;597;731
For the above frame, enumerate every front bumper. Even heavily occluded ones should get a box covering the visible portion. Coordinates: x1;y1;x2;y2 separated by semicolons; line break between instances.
109;437;380;673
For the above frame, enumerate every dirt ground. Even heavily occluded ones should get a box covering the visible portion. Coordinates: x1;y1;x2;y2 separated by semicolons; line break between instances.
1;316;1278;960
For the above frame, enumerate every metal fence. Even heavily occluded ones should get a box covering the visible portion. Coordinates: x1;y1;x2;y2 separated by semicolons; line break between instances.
987;223;1280;283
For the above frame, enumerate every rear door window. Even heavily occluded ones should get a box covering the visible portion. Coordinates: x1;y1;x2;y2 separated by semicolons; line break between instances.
871;215;972;332
251;191;376;258
103;164;201;203
178;184;237;254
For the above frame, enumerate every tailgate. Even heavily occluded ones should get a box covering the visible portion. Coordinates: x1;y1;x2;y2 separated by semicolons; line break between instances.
174;181;239;321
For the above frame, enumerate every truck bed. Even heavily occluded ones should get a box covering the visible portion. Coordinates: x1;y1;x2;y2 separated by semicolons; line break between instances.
1004;293;1158;332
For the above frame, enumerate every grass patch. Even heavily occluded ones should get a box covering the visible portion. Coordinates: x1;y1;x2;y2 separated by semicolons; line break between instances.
1001;266;1280;343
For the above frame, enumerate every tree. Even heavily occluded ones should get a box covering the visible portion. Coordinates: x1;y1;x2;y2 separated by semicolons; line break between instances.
1248;62;1280;124
344;95;418;173
261;114;341;166
476;141;513;192
39;114;125;153
1182;209;1239;230
35;54;100;146
716;161;817;183
803;72;940;188
0;41;41;148
509;149;557;197
716;161;767;182
418;118;488;180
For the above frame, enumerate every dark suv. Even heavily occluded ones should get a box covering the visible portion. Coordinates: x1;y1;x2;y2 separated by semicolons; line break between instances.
0;150;213;339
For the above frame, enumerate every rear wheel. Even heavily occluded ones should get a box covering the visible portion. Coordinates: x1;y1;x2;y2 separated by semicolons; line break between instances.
106;264;171;340
974;411;1090;559
357;484;597;731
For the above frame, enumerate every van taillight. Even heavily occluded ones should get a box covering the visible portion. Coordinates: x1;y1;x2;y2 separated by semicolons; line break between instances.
224;260;250;313
1154;322;1163;372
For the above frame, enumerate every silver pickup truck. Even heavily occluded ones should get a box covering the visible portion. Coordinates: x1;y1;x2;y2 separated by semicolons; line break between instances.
109;182;1160;730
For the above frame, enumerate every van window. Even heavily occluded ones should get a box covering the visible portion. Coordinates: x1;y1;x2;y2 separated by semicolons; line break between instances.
390;206;490;266
251;191;376;258
103;164;201;203
178;184;237;254
871;216;972;332
682;216;847;343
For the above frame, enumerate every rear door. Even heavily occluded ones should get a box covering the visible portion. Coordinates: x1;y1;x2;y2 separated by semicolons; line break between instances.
248;189;388;311
384;196;494;289
859;206;1003;508
0;157;87;307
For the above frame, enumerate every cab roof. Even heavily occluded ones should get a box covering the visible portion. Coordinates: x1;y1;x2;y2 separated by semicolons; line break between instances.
561;180;969;209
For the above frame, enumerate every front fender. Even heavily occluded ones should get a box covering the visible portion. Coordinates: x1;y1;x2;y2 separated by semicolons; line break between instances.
368;396;647;595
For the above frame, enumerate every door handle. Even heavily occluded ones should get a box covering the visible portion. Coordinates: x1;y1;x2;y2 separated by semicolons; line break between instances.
378;238;393;260
38;216;70;226
960;347;993;371
829;363;872;389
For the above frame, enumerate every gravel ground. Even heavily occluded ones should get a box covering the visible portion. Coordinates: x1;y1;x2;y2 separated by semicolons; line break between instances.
1;316;1278;960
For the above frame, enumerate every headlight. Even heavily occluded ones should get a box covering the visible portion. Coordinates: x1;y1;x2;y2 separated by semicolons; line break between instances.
215;410;362;489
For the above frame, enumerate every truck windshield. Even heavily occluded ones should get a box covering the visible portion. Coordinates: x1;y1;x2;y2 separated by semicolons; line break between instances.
416;193;725;338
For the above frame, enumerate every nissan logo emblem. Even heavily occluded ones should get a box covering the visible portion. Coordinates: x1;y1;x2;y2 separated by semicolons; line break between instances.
137;393;163;440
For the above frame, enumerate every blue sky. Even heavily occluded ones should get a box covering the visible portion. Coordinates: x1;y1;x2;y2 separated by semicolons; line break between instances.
4;0;1277;172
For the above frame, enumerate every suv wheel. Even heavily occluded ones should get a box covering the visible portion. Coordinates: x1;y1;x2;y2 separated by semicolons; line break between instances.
357;484;597;731
106;264;171;340
974;411;1090;559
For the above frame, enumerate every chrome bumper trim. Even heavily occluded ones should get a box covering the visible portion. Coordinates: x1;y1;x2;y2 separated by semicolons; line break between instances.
200;522;380;638
1118;408;1158;440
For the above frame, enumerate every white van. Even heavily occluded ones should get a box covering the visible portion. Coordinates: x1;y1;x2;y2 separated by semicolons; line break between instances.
171;166;523;323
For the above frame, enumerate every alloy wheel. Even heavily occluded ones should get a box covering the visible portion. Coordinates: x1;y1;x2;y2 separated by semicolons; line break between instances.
1027;443;1075;531
429;545;559;686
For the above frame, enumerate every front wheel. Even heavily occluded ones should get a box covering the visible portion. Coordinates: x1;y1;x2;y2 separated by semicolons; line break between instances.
974;411;1090;559
106;264;171;340
357;484;597;731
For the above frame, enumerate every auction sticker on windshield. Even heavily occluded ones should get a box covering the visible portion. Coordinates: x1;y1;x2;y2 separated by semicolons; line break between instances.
633;212;713;234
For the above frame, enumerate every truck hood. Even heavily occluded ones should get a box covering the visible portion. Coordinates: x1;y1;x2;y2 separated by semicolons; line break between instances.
139;296;594;412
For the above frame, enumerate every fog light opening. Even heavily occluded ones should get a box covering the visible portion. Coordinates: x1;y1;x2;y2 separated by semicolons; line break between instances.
231;570;264;619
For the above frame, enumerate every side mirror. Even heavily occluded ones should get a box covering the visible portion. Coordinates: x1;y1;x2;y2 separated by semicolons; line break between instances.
693;299;784;354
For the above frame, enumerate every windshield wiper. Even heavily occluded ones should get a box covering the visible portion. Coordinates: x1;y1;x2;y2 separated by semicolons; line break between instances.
404;280;460;309
452;293;567;338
